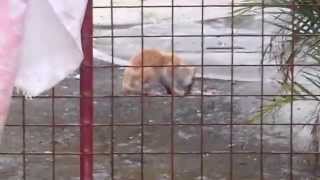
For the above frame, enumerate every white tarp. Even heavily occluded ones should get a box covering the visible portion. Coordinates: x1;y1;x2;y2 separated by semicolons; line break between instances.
15;0;88;96
0;0;88;143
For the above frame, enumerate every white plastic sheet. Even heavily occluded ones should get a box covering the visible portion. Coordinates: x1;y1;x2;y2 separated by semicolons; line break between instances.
16;0;88;97
0;0;88;143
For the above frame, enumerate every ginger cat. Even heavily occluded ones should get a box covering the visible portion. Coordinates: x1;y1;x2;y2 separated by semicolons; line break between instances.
122;49;195;96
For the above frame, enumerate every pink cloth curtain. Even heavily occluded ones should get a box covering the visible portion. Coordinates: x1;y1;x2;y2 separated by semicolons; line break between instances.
0;0;27;141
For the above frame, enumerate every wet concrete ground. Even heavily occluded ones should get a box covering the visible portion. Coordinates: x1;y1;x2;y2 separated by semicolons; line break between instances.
0;0;318;179
1;59;319;180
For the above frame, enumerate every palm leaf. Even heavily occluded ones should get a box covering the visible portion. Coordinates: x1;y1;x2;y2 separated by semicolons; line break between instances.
237;0;320;123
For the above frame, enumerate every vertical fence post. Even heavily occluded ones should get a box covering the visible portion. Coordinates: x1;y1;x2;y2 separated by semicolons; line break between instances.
80;0;93;180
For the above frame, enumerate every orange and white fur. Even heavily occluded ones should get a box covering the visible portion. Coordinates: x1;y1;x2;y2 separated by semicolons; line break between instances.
122;49;195;96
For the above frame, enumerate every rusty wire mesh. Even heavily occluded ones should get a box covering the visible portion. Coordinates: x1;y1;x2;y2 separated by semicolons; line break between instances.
1;0;320;179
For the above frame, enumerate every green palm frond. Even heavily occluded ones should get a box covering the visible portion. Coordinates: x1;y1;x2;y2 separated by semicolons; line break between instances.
248;96;294;123
237;0;320;122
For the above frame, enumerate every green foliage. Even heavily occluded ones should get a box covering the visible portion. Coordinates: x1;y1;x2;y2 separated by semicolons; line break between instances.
237;0;320;122
248;96;294;123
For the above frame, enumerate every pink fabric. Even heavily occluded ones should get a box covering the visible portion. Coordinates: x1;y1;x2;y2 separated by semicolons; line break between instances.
0;0;27;141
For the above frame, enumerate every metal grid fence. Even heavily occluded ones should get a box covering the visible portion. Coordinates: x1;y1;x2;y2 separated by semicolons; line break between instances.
2;0;320;180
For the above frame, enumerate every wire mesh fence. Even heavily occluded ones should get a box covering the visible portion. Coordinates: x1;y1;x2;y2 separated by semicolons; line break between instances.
1;0;320;179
